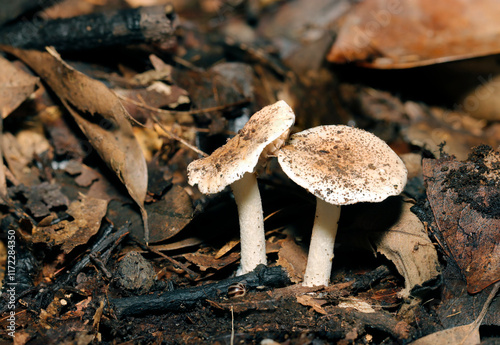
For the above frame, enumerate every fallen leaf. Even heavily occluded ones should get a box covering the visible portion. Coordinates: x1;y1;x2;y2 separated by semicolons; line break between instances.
116;82;190;121
410;282;499;345
183;252;240;272
423;146;500;293
215;239;240;259
32;197;108;253
296;294;328;315
0;55;38;118
0;55;38;196
2;132;40;186
337;297;376;314
9;182;69;219
328;0;500;68
276;237;307;284
147;185;194;243
39;105;91;161
373;202;441;298
2;46;150;242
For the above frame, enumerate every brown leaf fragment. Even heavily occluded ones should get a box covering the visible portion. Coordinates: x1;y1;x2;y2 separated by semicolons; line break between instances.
67;162;101;188
423;146;500;293
9;182;69;219
146;185;194;243
0;55;38;118
2;46;149;242
276;237;307;284
328;0;500;68
39;105;90;161
183;252;240;272
410;282;499;345
373;202;441;298
115;82;189;122
296;294;327;315
32;197;108;253
2;132;40;186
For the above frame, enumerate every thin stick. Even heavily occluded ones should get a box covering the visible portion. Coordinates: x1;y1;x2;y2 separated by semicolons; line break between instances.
119;93;208;157
151;113;208;157
118;93;250;115
148;246;199;280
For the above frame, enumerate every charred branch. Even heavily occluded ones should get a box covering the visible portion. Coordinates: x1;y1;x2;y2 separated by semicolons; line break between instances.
111;264;291;317
0;5;176;51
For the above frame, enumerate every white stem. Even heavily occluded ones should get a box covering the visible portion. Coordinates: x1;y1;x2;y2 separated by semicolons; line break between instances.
303;199;341;287
231;172;267;275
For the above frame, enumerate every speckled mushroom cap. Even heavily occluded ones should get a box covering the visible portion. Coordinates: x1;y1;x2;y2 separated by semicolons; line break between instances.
277;125;408;205
188;100;295;194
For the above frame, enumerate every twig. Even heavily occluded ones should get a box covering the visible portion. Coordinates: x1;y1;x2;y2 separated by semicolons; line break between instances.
111;265;290;317
34;223;129;308
151;113;208;157
147;246;199;281
89;253;113;279
117;94;250;115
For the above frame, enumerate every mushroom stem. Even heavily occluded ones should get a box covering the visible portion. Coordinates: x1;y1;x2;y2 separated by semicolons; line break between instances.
303;199;341;287
231;172;267;275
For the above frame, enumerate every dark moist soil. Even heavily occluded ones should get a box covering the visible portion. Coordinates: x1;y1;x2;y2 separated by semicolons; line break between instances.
96;246;410;344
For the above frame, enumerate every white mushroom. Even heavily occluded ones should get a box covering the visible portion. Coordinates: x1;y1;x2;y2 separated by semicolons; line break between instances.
277;125;408;287
188;101;295;275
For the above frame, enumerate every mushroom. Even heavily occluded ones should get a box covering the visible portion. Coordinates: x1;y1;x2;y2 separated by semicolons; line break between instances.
276;125;408;287
187;101;295;275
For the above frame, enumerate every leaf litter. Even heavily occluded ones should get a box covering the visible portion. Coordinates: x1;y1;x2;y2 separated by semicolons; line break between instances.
1;46;150;243
2;0;500;343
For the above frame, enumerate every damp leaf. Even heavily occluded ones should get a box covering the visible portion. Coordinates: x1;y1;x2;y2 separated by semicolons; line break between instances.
410;282;499;345
423;146;500;293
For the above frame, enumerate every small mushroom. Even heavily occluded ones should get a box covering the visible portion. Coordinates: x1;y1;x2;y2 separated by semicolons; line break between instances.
277;125;408;287
187;101;295;275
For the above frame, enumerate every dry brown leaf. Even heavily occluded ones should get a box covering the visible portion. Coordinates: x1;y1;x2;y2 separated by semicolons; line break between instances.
115;82;190;123
183;252;240;272
147;185;194;243
0;56;39;196
276;237;307;284
215;239;240;259
2;46;150;242
337;297;376;314
2;131;41;187
373;202;440;298
0;55;38;118
32;197;108;253
296;294;327;315
328;0;500;68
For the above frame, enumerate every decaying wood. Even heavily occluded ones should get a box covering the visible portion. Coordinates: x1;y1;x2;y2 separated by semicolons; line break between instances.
111;265;290;317
0;5;176;51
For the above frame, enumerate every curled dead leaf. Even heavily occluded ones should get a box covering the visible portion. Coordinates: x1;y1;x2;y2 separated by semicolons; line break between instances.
1;46;150;242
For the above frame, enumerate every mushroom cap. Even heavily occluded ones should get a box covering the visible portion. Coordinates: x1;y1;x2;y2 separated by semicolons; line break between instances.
188;100;296;194
277;125;408;205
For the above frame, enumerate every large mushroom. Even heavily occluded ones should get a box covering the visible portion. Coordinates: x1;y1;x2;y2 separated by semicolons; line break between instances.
188;101;295;275
277;125;408;287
